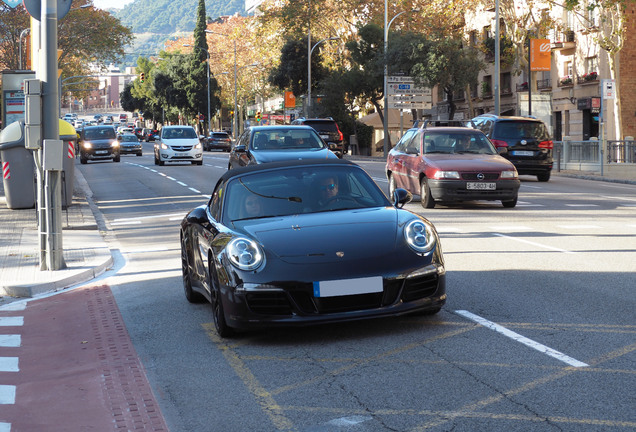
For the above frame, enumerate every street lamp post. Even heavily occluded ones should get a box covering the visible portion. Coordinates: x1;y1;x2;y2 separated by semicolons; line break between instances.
307;36;339;118
183;44;211;134
19;28;29;70
494;0;500;115
383;7;419;158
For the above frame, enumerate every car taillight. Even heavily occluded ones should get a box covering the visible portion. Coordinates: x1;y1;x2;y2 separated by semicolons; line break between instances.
539;140;553;149
491;139;508;148
338;129;343;141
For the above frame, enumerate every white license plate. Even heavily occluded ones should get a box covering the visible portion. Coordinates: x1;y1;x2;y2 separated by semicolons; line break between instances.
320;134;329;139
513;150;534;156
95;150;108;155
313;276;383;298
467;182;496;190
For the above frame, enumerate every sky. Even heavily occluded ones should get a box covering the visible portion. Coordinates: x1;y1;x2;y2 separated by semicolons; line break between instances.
92;0;135;10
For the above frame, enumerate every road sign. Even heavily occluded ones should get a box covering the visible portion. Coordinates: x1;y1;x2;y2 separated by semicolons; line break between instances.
2;0;22;8
23;0;73;21
602;79;616;100
389;95;431;103
387;83;431;96
388;101;432;110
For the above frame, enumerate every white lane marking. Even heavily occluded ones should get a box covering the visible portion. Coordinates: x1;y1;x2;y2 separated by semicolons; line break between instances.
490;226;532;231
0;422;10;431
113;213;184;223
0;335;21;347
326;416;373;426
521;185;543;189
0;317;23;327
565;204;599;207
434;227;463;233
213;165;225;169
456;310;589;368
371;176;388;183
189;187;201;194
177;181;187;186
0;358;18;372
0;303;26;312
0;385;16;404
111;220;142;226
517;202;544;207
166;176;176;181
493;233;574;254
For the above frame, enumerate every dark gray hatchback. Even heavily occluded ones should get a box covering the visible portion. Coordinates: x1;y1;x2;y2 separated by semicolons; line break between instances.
472;114;553;182
78;126;120;164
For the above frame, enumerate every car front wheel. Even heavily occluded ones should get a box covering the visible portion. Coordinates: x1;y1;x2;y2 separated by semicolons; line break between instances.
420;178;436;209
210;266;233;338
181;239;205;303
502;197;518;208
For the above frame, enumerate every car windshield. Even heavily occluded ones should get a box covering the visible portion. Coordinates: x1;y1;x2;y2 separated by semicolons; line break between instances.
496;121;547;139
250;129;326;151
162;128;197;139
222;165;390;225
84;128;116;140
121;135;137;142
422;132;496;155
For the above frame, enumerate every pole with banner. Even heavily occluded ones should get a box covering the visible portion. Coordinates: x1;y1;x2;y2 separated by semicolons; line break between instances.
529;39;551;117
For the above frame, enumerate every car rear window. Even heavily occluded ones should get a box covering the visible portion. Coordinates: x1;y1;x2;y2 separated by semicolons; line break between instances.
303;121;338;133
496;121;548;140
212;133;229;138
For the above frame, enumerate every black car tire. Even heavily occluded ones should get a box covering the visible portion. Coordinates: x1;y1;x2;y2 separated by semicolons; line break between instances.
113;155;120;162
80;155;88;164
502;197;518;208
211;274;233;338
137;152;142;157
420;178;436;209
537;171;551;182
181;241;205;303
158;158;165;166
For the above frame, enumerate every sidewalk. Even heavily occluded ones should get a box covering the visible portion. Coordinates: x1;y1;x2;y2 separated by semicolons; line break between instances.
0;168;112;302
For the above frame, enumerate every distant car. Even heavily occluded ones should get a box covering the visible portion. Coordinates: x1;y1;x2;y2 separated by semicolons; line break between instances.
204;131;232;152
153;125;203;166
471;114;553;181
78;125;120;164
104;116;114;125
119;113;128;123
133;127;144;139
117;133;142;156
180;158;446;337
291;117;345;157
386;121;520;208
117;126;133;135
93;114;103;123
228;125;338;169
143;128;158;142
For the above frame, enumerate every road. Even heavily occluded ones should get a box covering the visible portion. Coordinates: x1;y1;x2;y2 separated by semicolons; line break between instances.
76;145;635;431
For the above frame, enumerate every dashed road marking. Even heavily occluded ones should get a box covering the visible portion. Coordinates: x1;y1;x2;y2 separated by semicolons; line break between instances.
0;357;18;372
0;335;20;348
493;232;574;254
456;310;589;367
0;385;16;404
0;317;23;327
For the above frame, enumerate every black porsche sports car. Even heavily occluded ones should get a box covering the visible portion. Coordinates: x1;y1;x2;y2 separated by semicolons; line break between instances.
180;159;446;337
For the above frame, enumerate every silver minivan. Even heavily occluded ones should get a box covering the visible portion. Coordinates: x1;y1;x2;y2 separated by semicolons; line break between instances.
153;125;203;166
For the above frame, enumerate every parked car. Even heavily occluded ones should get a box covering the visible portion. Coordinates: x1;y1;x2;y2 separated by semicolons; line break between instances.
204;131;232;152
228;125;338;169
386;121;520;208
117;133;142;156
78;125;120;164
291;117;345;157
180;158;446;337
153;125;203;166
471;114;553;182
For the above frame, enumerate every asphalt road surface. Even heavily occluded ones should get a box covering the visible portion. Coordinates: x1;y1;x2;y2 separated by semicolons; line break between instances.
76;146;635;431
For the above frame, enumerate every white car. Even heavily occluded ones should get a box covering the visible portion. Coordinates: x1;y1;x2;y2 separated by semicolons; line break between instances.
153;125;203;166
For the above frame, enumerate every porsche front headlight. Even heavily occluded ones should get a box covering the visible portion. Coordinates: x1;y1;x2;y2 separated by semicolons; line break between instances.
404;220;436;254
227;237;264;271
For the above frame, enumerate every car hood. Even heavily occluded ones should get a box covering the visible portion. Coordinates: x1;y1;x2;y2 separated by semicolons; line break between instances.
252;149;337;164
424;153;515;171
162;138;198;146
241;207;400;264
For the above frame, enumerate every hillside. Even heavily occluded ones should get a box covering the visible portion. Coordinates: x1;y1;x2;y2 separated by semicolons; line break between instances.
115;0;245;34
113;0;245;67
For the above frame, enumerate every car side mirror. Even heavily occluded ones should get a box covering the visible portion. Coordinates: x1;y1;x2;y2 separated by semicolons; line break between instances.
392;188;412;208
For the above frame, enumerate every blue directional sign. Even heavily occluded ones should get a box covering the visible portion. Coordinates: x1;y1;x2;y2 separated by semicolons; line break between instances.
2;0;22;7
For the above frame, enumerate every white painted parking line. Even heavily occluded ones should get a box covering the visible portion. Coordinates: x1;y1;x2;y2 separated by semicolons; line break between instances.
516;202;544;207
456;310;589;368
111;220;142;226
0;317;23;327
493;233;574;254
0;385;16;404
0;303;26;312
0;358;18;372
0;335;20;347
490;226;532;231
189;187;201;194
177;181;187;186
0;422;10;432
565;204;599;207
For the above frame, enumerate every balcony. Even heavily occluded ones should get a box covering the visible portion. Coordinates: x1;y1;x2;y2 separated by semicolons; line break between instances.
551;30;576;50
577;72;599;85
558;76;574;88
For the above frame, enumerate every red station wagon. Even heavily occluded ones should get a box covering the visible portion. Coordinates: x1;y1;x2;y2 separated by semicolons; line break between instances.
386;121;520;208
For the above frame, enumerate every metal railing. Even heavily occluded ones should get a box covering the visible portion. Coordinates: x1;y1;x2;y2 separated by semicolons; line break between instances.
553;139;636;170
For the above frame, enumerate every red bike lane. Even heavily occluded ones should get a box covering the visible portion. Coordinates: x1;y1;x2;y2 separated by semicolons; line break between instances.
0;285;168;431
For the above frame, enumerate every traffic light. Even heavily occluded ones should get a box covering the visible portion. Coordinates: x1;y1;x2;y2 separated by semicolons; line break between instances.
140;72;145;83
256;111;262;122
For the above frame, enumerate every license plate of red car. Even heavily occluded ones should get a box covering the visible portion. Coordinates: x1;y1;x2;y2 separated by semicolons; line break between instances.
466;182;496;190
